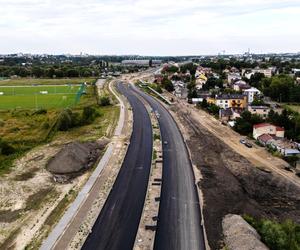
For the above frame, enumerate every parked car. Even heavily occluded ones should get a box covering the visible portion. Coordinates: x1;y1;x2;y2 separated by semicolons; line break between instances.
245;142;253;148
240;139;246;144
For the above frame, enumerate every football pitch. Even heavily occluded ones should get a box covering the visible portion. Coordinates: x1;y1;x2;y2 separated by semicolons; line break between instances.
0;85;82;109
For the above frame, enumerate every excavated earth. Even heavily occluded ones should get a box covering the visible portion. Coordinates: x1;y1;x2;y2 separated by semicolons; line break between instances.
175;108;300;250
47;139;109;178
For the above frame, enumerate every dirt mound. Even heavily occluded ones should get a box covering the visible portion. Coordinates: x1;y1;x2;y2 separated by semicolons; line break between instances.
175;108;300;250
223;214;268;250
47;139;109;175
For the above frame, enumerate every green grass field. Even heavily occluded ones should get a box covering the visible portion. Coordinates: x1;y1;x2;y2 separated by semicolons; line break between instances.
0;85;82;109
285;104;300;113
0;77;96;86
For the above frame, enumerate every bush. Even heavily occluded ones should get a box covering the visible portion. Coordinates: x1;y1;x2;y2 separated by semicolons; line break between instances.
42;121;50;129
33;109;47;115
82;106;97;124
99;96;110;106
0;139;15;155
57;109;73;131
244;215;300;250
153;134;160;140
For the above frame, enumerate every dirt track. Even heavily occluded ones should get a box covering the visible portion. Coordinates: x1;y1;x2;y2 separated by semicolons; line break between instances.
172;105;300;250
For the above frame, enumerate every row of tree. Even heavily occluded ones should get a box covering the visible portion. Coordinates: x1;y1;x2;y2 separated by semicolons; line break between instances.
248;73;300;103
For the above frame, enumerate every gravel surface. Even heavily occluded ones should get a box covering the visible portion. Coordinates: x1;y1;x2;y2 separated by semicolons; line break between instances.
223;214;268;250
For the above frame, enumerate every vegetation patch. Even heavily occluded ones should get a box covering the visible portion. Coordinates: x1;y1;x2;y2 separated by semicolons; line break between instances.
0;228;20;250
244;215;300;250
25;187;54;211
14;168;39;181
0;209;22;223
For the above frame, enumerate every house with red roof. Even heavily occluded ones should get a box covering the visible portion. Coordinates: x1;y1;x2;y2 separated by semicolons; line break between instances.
253;123;285;139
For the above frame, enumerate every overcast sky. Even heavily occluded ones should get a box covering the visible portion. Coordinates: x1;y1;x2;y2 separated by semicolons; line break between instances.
0;0;299;55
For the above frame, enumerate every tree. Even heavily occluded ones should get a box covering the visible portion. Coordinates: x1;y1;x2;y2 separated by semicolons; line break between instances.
251;97;265;106
99;96;110;106
161;77;174;92
200;99;208;108
264;75;294;102
202;77;223;90
249;72;265;89
82;106;97;124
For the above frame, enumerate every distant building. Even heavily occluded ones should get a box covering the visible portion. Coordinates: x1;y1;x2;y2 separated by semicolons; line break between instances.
242;67;275;79
121;59;162;67
243;87;261;103
253;123;284;139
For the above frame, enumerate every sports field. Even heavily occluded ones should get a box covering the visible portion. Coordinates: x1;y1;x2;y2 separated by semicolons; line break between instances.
0;85;82;109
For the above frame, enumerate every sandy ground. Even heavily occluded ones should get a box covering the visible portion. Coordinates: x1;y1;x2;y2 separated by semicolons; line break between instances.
0;140;90;249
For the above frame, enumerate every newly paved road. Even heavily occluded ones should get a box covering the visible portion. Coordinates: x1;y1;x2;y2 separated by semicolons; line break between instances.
132;85;206;250
82;82;153;250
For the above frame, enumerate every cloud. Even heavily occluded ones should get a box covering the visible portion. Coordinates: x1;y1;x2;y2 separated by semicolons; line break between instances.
0;0;299;55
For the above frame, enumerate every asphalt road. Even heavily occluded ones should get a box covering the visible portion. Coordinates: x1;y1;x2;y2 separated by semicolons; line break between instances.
132;85;206;250
81;82;153;250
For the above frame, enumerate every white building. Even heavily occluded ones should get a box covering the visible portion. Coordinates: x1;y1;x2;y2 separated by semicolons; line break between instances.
243;87;261;103
227;73;241;84
253;123;285;139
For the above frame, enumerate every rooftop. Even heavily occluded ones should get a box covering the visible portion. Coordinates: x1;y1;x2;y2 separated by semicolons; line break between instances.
216;94;245;100
253;123;284;131
249;106;270;109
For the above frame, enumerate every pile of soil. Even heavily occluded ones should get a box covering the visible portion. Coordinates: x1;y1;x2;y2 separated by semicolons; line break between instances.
175;108;300;250
222;214;268;250
46;139;109;176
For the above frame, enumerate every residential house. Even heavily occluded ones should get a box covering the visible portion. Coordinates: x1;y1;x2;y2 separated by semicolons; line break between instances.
257;133;274;146
196;66;212;75
195;74;207;90
233;80;250;92
154;69;163;83
219;108;233;122
253;123;284;139
243;87;261;103
209;94;247;109
248;106;270;118
173;81;187;98
193;92;211;103
242;67;274;79
228;73;242;84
